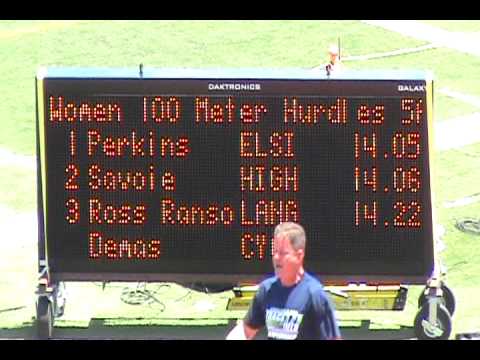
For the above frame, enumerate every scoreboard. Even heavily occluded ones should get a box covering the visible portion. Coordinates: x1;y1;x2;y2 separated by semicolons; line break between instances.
36;68;435;284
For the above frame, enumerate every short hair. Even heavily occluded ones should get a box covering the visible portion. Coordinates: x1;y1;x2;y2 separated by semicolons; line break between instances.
274;222;306;251
328;44;339;55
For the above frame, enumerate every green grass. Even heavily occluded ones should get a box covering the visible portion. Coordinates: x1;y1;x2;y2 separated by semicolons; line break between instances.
2;20;480;338
347;47;480;96
0;165;36;211
430;142;480;335
434;94;479;122
420;20;480;33
433;140;480;287
433;143;480;204
345;46;480;122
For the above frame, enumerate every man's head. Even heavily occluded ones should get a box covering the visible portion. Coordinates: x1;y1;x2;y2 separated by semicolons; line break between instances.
272;222;306;286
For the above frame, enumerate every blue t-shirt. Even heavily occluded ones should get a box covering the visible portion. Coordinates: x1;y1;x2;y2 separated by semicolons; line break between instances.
244;273;341;340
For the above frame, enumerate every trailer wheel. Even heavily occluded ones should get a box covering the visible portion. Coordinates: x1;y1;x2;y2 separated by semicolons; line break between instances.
439;283;455;316
414;303;452;340
54;282;67;318
54;297;66;318
36;297;53;340
418;283;456;316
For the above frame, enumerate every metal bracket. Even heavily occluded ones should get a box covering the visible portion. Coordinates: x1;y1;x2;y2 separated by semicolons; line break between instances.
325;64;332;77
428;296;440;324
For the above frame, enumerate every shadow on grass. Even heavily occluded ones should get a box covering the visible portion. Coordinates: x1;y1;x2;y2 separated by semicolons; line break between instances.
0;319;415;340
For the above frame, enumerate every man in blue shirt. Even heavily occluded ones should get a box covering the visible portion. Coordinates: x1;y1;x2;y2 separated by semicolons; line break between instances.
227;222;341;340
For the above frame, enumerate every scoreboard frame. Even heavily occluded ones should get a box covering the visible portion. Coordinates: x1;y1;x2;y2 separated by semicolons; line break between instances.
35;67;437;286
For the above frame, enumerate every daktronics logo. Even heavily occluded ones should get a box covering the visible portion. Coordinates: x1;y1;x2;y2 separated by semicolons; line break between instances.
398;84;426;92
208;83;261;91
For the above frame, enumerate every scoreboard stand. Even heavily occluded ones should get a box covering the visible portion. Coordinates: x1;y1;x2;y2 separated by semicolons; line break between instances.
35;252;67;339
32;276;454;340
35;102;67;339
35;278;67;340
34;67;453;340
413;224;455;340
413;275;455;340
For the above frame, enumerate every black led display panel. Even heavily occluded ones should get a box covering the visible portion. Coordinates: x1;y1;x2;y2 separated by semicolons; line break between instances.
36;69;435;284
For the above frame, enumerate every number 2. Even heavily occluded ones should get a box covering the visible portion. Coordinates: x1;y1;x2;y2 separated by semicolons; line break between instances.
65;164;79;190
394;201;421;227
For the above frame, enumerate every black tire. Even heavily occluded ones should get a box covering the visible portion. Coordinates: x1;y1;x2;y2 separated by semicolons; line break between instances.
414;303;452;340
418;288;427;308
440;284;455;316
55;282;67;318
418;283;456;316
55;298;66;318
36;297;53;340
53;291;66;318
